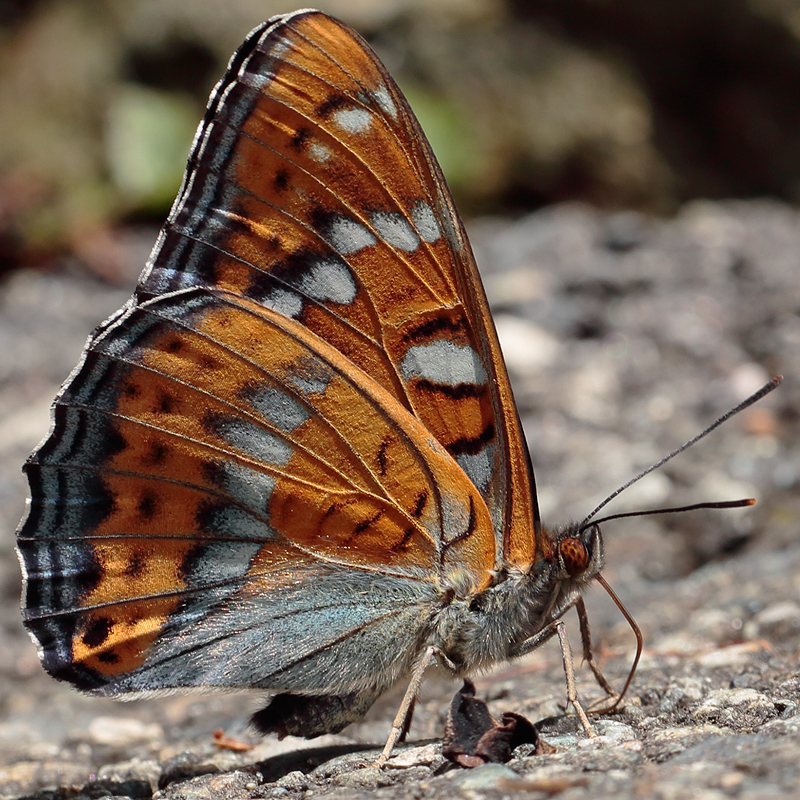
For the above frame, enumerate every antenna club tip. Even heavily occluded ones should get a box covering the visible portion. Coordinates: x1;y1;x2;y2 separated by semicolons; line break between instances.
745;498;757;506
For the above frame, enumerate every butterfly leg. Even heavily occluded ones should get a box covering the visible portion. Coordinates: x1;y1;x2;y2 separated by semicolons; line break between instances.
376;645;456;767
576;596;617;702
510;621;596;738
555;621;596;738
398;695;417;743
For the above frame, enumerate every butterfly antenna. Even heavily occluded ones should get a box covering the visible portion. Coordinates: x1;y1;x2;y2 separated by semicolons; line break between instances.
589;498;755;528
579;375;782;529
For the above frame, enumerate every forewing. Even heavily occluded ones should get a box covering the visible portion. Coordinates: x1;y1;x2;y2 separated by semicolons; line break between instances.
18;288;495;692
138;10;539;564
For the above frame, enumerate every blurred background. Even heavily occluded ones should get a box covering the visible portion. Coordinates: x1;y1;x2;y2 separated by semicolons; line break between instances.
0;1;798;791
7;0;800;270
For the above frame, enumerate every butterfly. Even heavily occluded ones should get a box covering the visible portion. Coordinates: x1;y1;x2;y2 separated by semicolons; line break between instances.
16;8;773;764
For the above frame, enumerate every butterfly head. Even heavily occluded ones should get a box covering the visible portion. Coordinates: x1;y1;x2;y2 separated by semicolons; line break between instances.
552;522;604;585
511;523;607;652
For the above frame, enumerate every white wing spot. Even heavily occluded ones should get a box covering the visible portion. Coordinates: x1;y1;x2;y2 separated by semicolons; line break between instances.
332;107;373;134
184;541;263;586
372;83;398;118
249;386;310;432
412;201;441;243
207;505;277;541
288;357;333;396
217;419;292;466
219;462;276;514
246;70;274;91
309;142;332;162
400;340;488;386
456;447;495;493
439;490;474;544
256;32;292;61
328;215;376;254
299;257;358;305
263;288;303;318
371;211;420;252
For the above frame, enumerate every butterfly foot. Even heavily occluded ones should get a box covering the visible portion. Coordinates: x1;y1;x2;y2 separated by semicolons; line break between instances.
375;729;402;769
572;698;597;738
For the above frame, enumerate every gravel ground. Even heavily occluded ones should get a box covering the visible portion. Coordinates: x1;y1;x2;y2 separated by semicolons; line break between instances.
0;199;797;799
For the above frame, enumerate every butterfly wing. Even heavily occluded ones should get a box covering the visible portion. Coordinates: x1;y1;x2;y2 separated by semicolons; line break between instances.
19;287;495;693
17;9;539;703
139;10;541;566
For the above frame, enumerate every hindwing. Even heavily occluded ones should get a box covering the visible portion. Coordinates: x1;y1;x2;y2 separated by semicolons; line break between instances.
20;288;496;689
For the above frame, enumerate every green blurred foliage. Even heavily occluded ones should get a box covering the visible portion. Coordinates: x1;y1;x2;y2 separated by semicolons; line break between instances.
105;85;198;212
399;81;482;196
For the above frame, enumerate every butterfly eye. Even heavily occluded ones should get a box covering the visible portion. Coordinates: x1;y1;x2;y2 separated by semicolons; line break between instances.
558;537;590;577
